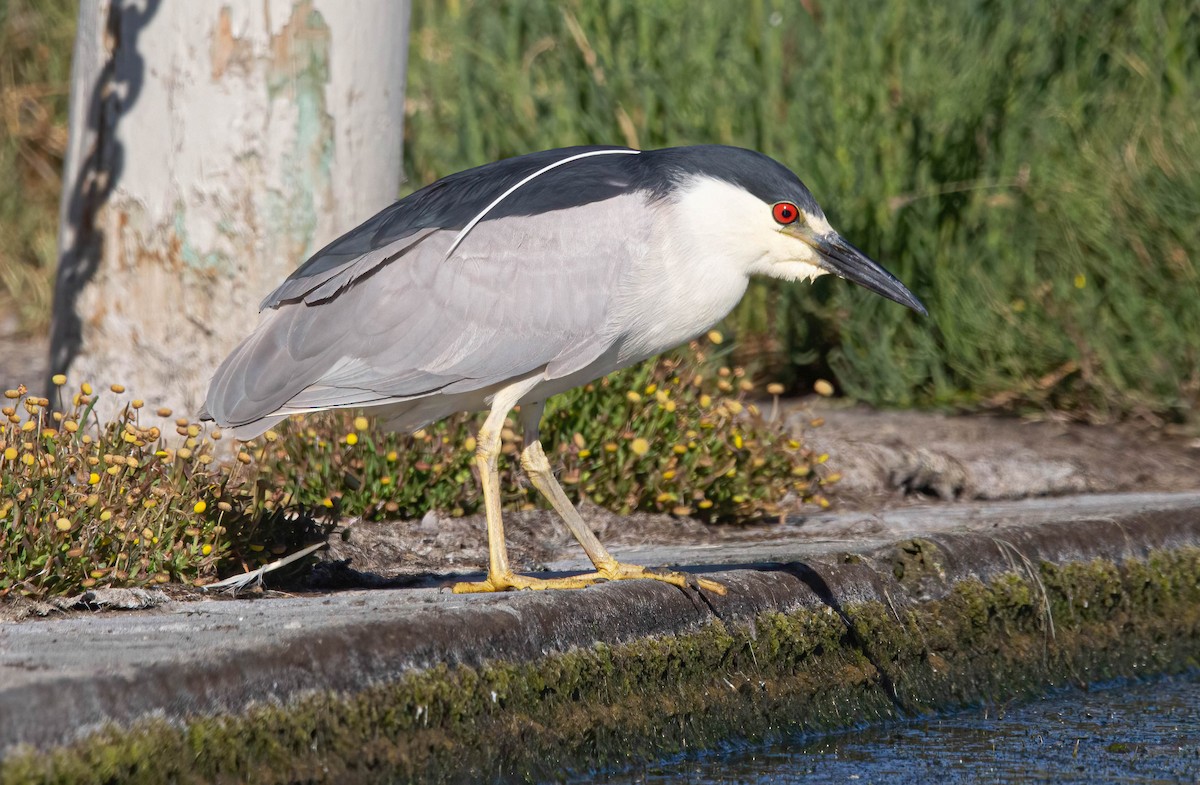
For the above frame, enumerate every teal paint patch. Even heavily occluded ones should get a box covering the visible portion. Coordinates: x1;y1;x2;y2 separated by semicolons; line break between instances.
173;204;229;272
265;2;335;265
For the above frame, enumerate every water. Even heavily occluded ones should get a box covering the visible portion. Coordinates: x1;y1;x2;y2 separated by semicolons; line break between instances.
608;672;1200;784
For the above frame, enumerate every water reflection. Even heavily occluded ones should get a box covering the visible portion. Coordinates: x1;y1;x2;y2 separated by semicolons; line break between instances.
609;672;1200;784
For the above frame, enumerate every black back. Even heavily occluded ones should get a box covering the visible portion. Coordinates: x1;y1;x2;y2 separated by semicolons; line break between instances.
278;144;821;287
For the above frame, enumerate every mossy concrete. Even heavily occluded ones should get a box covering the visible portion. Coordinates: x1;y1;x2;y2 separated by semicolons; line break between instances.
1;495;1198;783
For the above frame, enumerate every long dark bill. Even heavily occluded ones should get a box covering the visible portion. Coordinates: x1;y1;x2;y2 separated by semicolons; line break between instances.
816;234;927;315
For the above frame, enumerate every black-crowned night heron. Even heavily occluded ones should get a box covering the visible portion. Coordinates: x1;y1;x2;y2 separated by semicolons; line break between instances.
204;145;925;594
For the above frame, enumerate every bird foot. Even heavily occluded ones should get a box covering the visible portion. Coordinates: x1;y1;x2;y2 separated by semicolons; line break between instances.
450;564;726;595
581;561;727;595
452;571;599;593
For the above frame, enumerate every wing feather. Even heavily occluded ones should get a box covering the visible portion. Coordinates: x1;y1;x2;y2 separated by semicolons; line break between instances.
206;193;651;430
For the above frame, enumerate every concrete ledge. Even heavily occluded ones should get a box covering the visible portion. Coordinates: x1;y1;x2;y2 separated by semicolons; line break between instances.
1;493;1199;783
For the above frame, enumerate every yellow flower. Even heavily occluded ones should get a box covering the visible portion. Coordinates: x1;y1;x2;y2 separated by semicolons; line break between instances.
55;518;72;532
625;391;642;404
630;437;650;456
201;544;213;556
707;329;724;344
345;433;359;446
577;449;591;459
3;447;15;461
814;379;834;397
51;374;67;386
699;394;712;408
1074;273;1086;289
386;450;400;462
766;382;785;396
193;500;207;514
88;472;100;485
354;415;369;431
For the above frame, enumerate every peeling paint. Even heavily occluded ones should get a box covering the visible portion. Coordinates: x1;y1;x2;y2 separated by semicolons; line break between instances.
51;1;405;422
172;204;229;272
265;1;335;265
210;7;253;80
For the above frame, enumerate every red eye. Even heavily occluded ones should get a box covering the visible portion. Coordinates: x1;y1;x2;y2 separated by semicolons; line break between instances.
772;201;799;224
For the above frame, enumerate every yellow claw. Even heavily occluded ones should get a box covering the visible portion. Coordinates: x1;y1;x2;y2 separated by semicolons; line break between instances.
452;571;599;593
581;560;727;595
451;564;725;595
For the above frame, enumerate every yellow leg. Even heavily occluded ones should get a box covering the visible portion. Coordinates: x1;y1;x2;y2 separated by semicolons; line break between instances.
452;381;599;593
516;401;726;595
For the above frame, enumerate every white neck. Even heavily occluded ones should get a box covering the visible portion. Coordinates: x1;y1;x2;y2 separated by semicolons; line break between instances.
607;175;829;362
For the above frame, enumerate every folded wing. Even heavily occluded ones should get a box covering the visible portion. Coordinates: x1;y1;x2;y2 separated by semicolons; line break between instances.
204;193;650;434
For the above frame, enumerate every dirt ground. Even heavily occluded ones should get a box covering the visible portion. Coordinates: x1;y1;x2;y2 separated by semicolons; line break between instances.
5;329;1199;587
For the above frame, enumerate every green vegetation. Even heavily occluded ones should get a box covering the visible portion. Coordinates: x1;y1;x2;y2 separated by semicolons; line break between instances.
404;0;1200;420
1;346;827;597
4;1;1198;417
0;0;74;331
0;379;228;596
2;1;1199;595
258;347;829;523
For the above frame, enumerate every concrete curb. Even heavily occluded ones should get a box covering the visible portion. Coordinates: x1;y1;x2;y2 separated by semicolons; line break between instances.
1;493;1199;783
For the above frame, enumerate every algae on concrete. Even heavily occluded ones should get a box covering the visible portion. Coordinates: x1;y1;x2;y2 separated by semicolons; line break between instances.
3;544;1198;785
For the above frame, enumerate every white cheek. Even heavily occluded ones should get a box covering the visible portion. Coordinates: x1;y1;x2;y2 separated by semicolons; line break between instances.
749;228;826;282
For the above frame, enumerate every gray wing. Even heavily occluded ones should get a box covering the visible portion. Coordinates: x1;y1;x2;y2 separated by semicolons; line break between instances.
205;192;651;430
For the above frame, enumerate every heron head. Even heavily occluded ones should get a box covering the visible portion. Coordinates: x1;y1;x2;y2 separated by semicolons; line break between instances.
665;147;926;315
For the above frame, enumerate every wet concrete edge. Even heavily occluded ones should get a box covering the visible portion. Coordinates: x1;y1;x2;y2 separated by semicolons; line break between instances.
1;505;1198;784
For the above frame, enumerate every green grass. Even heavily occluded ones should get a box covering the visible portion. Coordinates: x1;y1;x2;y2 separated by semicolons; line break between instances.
3;1;1199;418
403;0;1200;420
0;0;74;333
